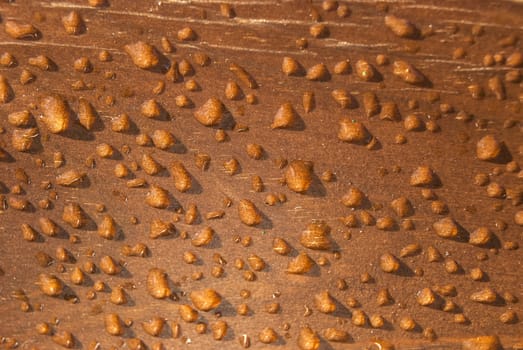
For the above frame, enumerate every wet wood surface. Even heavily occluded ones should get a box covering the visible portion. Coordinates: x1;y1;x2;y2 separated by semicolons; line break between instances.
0;1;522;349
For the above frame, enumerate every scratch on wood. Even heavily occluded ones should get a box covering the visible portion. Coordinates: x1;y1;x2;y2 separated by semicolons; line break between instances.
324;40;396;49
442;19;523;30
0;40;121;52
386;87;461;94
401;4;479;13
234;18;370;28
454;67;516;72
349;0;416;3
201;41;318;56
161;0;293;4
418;57;476;66
46;3;369;29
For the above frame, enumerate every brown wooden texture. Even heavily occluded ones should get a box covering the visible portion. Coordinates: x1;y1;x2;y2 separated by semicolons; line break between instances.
0;1;522;349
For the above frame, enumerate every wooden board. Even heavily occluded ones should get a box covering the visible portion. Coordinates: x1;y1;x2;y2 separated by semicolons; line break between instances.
0;1;521;349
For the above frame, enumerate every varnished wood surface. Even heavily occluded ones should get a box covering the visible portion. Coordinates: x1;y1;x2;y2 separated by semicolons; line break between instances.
0;1;521;349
